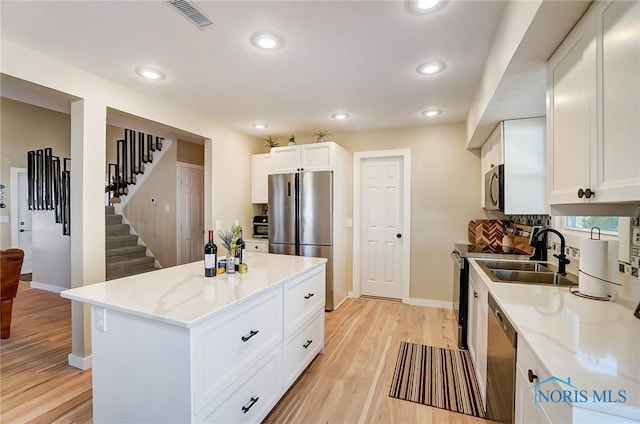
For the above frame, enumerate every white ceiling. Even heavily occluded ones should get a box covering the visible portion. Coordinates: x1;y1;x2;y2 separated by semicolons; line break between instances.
1;0;510;139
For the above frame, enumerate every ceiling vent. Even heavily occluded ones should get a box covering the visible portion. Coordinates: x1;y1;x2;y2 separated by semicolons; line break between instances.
165;0;214;29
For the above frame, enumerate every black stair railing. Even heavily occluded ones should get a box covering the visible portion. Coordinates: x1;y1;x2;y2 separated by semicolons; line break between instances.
27;148;71;235
107;129;164;205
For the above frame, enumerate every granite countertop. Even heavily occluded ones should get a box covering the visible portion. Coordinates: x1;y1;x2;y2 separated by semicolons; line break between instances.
470;259;640;421
61;252;326;328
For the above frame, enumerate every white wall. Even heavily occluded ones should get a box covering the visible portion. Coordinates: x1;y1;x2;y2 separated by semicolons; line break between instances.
31;211;70;290
1;38;262;366
332;123;483;303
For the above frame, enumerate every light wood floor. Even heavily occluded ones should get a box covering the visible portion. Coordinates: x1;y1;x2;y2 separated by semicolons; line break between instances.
1;282;488;423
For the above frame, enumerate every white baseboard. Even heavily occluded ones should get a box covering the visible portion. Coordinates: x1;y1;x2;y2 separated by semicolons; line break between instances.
347;292;453;310
333;295;348;311
406;297;454;310
68;353;92;370
30;281;67;293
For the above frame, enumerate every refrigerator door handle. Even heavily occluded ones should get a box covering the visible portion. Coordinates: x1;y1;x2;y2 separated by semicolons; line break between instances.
287;181;291;197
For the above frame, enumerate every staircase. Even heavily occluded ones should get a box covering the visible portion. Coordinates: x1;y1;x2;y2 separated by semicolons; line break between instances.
105;206;157;280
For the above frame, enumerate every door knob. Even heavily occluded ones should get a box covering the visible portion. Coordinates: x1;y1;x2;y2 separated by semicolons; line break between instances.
19;229;25;232
20;221;25;225
396;233;402;238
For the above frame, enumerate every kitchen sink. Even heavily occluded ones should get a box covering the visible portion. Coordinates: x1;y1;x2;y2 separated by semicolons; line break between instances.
476;260;578;287
490;270;576;287
479;260;554;273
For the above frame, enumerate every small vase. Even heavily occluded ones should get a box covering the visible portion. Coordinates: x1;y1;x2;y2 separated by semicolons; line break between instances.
226;252;235;274
316;137;326;143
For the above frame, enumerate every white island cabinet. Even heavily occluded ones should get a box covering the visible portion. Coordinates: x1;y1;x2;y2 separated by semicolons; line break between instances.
61;252;326;424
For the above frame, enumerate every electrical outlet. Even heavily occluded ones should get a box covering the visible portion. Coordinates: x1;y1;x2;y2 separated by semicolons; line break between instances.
94;308;107;332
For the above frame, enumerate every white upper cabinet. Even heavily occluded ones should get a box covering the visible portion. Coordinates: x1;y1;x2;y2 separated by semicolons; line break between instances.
547;0;640;206
251;153;271;204
598;1;640;202
480;118;546;214
271;143;334;174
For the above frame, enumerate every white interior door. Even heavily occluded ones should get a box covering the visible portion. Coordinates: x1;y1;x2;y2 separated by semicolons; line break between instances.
11;168;32;273
177;163;204;265
360;157;403;299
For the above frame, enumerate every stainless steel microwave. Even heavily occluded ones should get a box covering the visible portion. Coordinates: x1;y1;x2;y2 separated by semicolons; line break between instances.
484;164;504;211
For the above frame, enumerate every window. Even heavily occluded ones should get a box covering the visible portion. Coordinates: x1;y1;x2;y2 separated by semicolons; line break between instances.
565;216;619;234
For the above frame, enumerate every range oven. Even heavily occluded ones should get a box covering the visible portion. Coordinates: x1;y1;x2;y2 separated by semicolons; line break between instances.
452;243;530;350
451;249;469;350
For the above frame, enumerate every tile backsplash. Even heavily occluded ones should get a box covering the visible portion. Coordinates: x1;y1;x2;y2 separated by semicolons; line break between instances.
508;214;551;227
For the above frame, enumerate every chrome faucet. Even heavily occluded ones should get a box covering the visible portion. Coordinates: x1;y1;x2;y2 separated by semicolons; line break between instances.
532;229;570;275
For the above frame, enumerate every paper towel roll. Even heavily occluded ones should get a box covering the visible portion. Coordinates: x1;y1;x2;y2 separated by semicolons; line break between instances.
579;238;609;298
607;240;619;300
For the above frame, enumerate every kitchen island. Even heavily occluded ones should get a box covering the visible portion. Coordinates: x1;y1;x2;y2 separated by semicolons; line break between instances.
61;252;326;423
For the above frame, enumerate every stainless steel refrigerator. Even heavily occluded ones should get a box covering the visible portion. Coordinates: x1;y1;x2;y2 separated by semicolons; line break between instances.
268;171;334;310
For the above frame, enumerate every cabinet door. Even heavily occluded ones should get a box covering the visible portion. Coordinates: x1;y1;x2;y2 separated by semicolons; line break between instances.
515;364;551;424
251;154;271;204
271;146;301;174
467;276;478;362
547;16;595;204
594;0;640;202
300;143;333;171
476;294;488;407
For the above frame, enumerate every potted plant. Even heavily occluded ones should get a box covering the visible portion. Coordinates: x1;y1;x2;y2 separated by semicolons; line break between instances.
288;135;296;146
264;136;279;151
314;130;331;143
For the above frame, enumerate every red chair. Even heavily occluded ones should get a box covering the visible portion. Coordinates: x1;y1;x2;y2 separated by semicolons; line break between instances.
1;249;25;339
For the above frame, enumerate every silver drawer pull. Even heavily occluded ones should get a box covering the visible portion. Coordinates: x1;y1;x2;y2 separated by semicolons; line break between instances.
303;339;313;349
241;329;259;342
304;293;314;300
241;396;259;413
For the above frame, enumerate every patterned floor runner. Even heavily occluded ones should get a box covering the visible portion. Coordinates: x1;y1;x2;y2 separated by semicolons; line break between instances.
389;341;485;418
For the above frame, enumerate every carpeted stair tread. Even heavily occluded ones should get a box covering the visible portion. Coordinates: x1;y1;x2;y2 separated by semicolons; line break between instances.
106;223;131;236
106;256;155;272
106;244;146;257
105;214;122;225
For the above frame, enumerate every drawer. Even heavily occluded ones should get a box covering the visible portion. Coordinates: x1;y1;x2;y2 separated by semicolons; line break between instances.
245;241;268;253
283;311;324;387
517;339;571;423
193;288;283;414
283;266;325;337
198;348;282;423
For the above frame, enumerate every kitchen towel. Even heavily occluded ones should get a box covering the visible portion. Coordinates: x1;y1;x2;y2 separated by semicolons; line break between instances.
579;238;618;298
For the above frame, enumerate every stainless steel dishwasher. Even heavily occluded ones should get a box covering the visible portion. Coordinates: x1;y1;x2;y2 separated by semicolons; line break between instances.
486;293;517;423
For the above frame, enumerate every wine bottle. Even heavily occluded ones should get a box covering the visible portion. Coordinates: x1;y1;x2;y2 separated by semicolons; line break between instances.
204;230;217;277
235;230;245;271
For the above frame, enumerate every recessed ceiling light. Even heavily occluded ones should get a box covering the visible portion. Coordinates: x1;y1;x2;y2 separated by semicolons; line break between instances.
416;61;446;75
250;32;285;51
331;113;351;120
421;109;442;117
407;0;447;14
417;0;441;10
135;66;166;81
252;123;268;129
